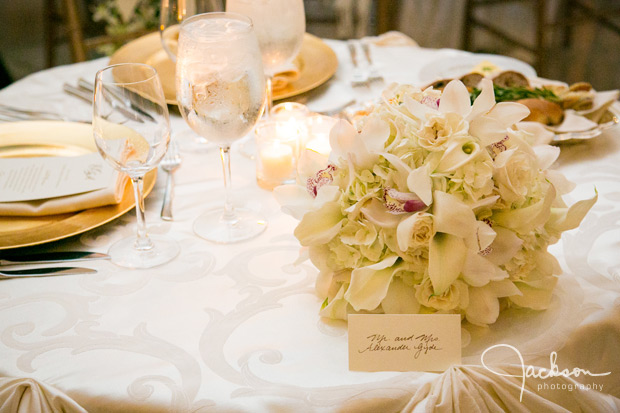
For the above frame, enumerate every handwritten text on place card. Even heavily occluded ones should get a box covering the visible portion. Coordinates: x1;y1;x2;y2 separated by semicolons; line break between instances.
0;152;114;203
348;314;461;372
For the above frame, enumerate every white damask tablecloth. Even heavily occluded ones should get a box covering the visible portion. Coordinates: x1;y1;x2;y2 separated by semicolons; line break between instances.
0;39;619;412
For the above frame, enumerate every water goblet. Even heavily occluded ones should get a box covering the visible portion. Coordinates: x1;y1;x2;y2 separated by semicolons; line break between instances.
160;0;224;152
226;0;305;115
176;12;267;243
93;63;180;268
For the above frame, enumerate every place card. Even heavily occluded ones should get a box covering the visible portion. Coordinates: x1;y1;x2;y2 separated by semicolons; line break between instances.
0;152;114;203
348;314;461;372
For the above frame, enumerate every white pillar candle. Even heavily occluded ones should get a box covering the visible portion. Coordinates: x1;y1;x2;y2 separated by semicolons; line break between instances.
254;118;301;190
259;142;294;183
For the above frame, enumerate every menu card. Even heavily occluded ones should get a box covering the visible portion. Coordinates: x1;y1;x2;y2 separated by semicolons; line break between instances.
348;314;461;372
0;153;114;203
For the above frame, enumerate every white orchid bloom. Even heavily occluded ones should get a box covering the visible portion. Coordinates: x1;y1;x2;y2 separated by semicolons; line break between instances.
329;117;390;170
465;279;522;326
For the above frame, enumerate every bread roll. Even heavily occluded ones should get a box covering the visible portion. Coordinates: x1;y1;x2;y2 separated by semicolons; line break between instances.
568;81;592;92
493;70;530;88
517;98;564;125
460;73;483;89
426;79;451;90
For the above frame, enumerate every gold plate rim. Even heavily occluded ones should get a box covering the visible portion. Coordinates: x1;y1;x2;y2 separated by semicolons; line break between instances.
0;121;157;250
109;31;338;104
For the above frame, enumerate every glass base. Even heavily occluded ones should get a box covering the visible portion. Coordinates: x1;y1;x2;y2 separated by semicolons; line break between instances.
108;234;180;269
193;208;267;243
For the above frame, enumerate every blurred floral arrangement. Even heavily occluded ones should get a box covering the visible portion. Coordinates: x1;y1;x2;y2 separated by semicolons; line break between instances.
92;0;159;55
275;79;597;327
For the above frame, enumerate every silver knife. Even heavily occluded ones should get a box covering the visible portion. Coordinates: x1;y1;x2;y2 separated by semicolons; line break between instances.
0;267;97;279
63;83;146;123
0;251;110;266
77;78;156;123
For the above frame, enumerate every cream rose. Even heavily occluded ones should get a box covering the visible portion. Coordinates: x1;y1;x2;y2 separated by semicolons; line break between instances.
396;212;434;252
415;277;469;311
493;148;537;205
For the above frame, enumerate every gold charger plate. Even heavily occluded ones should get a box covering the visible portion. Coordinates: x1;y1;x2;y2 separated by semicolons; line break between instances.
109;31;338;104
0;121;156;250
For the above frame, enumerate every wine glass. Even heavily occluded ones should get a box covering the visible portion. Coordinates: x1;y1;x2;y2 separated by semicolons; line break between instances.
160;0;224;62
226;0;305;115
160;0;224;151
93;63;180;268
176;12;267;243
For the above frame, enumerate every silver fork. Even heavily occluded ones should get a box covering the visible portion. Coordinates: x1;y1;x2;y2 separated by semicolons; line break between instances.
361;41;384;83
160;139;182;221
347;40;369;87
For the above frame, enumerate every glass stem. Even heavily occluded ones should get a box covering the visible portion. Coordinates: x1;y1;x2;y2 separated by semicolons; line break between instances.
265;75;273;118
220;146;238;224
131;176;153;251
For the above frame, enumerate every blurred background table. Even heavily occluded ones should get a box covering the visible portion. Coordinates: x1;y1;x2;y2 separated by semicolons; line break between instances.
1;0;618;91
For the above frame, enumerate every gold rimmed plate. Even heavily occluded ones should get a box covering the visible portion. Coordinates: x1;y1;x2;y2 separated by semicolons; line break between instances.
109;31;338;104
0;121;156;250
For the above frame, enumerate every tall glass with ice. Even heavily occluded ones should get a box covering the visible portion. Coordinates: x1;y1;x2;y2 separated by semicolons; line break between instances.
226;0;305;114
176;12;267;243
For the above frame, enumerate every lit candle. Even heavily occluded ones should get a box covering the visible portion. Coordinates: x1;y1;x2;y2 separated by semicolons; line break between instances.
270;102;309;120
303;115;337;156
259;142;294;183
255;119;301;190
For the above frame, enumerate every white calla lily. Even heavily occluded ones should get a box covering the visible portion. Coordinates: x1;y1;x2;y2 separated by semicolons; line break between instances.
381;276;421;314
510;275;558;310
429;232;467;294
547;190;598;232
436;138;481;173
294;202;344;246
345;255;400;311
465;279;521;326
319;284;350;320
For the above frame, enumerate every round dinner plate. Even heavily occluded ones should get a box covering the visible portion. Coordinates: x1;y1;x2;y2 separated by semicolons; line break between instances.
417;52;538;84
109;31;338;105
0;121;156;250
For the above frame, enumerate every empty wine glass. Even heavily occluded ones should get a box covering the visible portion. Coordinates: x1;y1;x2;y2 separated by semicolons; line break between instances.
176;12;267;243
226;0;305;115
93;63;180;268
160;0;223;152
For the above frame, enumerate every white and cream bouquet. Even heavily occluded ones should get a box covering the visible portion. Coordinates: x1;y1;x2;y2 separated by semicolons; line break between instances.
275;79;597;327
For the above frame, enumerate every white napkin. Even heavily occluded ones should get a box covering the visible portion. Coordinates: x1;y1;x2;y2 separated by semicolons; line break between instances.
272;61;301;92
0;377;86;413
364;31;419;47
401;365;620;412
0;172;127;216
